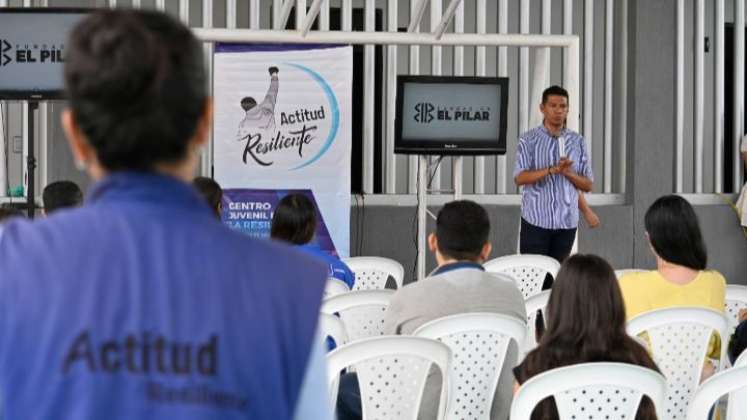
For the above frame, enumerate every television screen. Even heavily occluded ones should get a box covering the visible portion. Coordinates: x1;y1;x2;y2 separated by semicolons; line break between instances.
0;8;89;100
395;75;508;155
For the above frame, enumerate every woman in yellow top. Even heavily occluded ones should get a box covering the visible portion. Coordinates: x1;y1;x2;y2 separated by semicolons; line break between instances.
619;195;726;378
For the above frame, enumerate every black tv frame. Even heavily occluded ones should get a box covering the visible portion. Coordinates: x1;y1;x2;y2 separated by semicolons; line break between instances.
0;7;90;100
394;75;509;156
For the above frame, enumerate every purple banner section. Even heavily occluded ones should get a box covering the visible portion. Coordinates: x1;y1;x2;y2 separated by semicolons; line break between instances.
221;188;338;257
215;43;345;53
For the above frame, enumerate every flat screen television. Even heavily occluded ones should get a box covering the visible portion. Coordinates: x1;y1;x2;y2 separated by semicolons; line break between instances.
395;75;508;155
0;8;89;100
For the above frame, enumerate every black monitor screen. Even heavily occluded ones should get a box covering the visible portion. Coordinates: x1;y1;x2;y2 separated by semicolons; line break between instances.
0;8;89;100
395;75;508;155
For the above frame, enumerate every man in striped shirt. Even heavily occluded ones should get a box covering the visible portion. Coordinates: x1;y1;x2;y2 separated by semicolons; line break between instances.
514;85;593;264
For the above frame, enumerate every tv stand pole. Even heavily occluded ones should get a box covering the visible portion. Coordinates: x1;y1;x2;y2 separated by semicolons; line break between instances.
415;154;464;281
25;100;38;219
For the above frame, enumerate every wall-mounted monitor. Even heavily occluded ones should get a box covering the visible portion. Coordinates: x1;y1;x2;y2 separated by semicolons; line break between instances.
0;8;89;100
395;75;509;155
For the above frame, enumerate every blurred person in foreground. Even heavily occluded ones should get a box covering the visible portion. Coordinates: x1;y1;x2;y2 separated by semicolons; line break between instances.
0;10;330;420
192;176;223;220
42;180;84;216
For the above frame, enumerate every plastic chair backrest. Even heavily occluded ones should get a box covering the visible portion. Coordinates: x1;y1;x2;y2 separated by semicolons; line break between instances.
614;268;648;278
626;307;730;420
319;312;348;348
725;284;747;331
343;256;405;291
413;313;526;420
327;336;451;420
484;254;560;299
736;350;747;367
324;277;350;299
321;290;394;342
524;290;551;354
510;362;667;420
686;365;747;420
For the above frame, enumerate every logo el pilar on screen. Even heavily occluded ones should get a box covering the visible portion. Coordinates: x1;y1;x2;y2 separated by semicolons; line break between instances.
1;40;11;67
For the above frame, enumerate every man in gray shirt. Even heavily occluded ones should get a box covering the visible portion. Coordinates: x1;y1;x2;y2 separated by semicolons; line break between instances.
336;200;526;420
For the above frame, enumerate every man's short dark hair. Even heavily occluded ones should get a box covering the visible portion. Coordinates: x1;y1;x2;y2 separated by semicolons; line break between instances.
64;10;206;172
270;194;316;245
241;97;257;111
436;200;490;261
43;181;83;214
542;85;569;104
192;177;222;218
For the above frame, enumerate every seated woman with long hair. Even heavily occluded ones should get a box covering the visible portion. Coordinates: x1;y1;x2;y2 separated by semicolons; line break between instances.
619;195;725;376
513;254;660;420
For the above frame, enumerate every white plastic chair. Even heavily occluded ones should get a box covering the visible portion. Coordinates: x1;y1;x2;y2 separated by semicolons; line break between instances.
412;313;526;420
319;312;348;349
484;254;560;299
725;284;747;331
324;277;350;299
327;336;451;420
614;268;648;279
686;365;747;420
321;290;394;342
342;256;405;291
736;350;747;367
510;363;667;420
524;290;551;354
626;307;730;420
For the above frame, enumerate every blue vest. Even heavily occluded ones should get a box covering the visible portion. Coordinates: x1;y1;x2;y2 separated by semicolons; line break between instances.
297;244;355;289
0;172;326;419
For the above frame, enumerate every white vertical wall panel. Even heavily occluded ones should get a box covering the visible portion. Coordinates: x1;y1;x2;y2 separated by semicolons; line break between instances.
541;0;551;88
496;0;508;194
296;0;306;29
694;0;705;193
617;0;628;193
429;0;443;191
563;0;572;86
453;0;464;197
408;0;421;193
675;0;685;192
385;0;398;193
715;0;725;192
583;0;593;159
474;0;486;194
179;0;190;24
603;0;613;193
362;0;375;193
342;0;352;31
227;0;237;28
519;0;530;135
201;0;214;176
39;0;48;190
734;0;745;191
21;0;30;199
250;0;260;29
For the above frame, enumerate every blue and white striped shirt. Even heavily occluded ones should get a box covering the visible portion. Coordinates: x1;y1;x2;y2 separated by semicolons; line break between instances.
513;125;593;230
